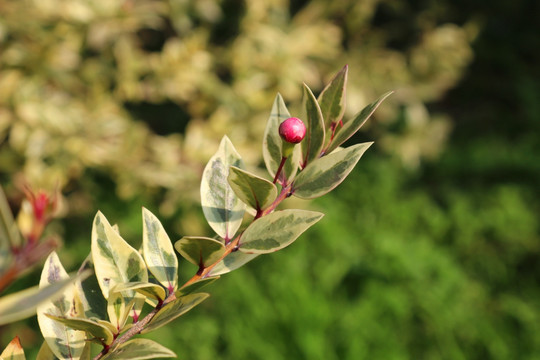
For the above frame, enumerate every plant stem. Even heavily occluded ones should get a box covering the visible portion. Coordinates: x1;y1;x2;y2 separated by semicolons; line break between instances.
272;156;287;184
93;180;296;358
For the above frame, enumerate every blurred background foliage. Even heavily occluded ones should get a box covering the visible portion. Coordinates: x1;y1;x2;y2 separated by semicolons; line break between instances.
0;0;539;359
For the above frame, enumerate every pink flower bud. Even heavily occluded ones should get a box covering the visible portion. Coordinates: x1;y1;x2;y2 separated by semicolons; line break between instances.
279;117;306;144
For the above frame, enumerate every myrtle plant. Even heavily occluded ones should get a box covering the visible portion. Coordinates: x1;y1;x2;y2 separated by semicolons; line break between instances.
0;66;391;360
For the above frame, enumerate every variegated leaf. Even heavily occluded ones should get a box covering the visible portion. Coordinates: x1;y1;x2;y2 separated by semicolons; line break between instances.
301;83;325;168
113;282;166;302
176;276;220;297
101;339;175;360
208;251;260;276
0;336;25;360
239;210;324;254
37;252;86;360
293;142;372;199
142;207;178;292
201;136;245;240
262;93;302;185
325;91;392;154
91;211;147;318
141;293;209;334
45;315;115;346
318;65;348;130
174;236;225;268
227;166;277;211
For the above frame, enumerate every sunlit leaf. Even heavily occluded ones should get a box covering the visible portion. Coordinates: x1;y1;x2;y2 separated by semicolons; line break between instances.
293;142;372;199
91;211;147;318
101;339;176;360
141;293;209;334
227;166;277;211
262;93;301;185
325;91;392;154
142;207;178;292
113;281;166;302
239;210;324;254
174;236;225;268
301;83;325;167
176;276;220;297
208;251;260;276
0;336;25;360
37;252;86;360
201;136;245;240
318;65;348;130
46;315;115;346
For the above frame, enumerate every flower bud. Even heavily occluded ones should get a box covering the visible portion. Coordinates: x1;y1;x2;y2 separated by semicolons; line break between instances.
279;117;306;144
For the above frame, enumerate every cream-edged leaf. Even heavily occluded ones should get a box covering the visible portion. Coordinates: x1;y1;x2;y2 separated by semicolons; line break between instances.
201;136;245;240
142;207;178;292
91;211;147;318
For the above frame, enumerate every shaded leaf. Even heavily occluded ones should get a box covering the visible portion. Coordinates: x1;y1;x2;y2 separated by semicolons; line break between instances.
301;83;326;167
228;166;277;211
37;252;87;360
201;136;245;240
318;65;348;130
46;315;115;346
91;211;147;317
0;272;88;326
141;293;209;334
176;276;220;297
0;336;25;360
325;91;392;154
36;341;55;360
239;210;324;254
174;236;225;268
208;251;260;276
76;256;107;320
101;339;176;360
142;207;178;291
113;281;166;302
262;93;302;185
293;142;372;199
0;185;22;250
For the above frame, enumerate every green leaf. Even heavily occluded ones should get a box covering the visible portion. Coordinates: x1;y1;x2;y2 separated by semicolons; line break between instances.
293;142;373;199
112;281;166;302
91;211;147;317
301;83;326;167
201;136;246;240
176;276;220;297
262;93;302;185
76;256;107;320
174;236;225;268
318;65;348;130
325;91;393;154
45;315;115;346
101;339;176;360
141;293;209;334
228;166;277;211
208;251;259;276
142;207;178;291
37;252;87;360
239;210;324;254
0;336;25;360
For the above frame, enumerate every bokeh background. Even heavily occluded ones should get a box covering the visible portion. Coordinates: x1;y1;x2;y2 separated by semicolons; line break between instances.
1;0;539;358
